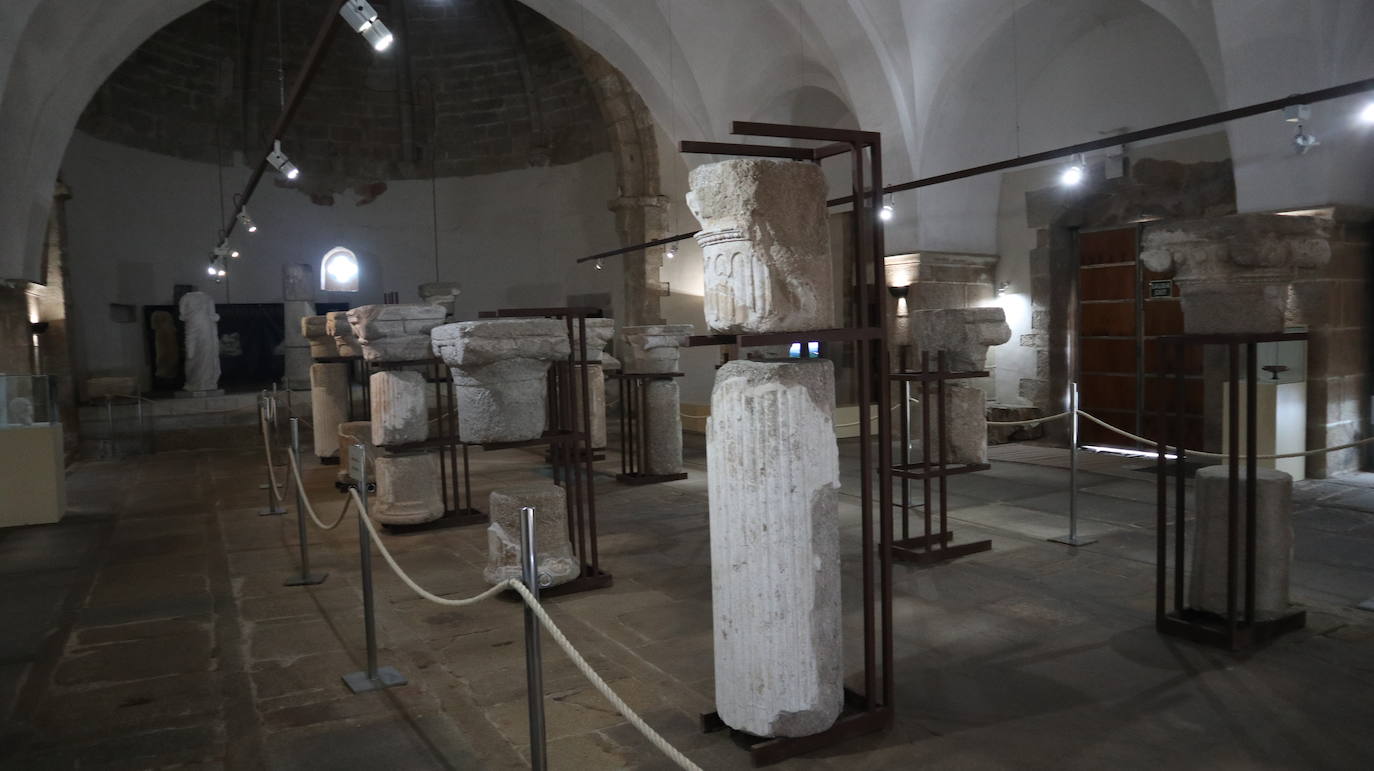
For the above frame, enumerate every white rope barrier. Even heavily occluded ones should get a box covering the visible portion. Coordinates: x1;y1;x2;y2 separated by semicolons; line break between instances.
259;413;287;502
1075;410;1374;460
288;451;352;530
346;488;701;771
988;410;1071;427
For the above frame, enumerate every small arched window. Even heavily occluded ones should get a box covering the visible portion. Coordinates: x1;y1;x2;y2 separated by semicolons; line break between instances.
321;247;359;292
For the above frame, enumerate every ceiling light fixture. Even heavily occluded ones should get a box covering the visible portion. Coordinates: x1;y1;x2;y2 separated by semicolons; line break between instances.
1358;102;1374;125
267;140;300;181
1293;124;1319;154
339;0;394;52
1060;154;1085;186
237;208;257;233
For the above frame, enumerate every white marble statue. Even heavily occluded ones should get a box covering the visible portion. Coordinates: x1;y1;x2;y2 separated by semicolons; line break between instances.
178;291;221;393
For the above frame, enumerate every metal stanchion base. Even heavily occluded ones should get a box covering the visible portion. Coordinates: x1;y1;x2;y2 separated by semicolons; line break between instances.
284;572;328;587
1048;534;1097;546
259;506;287;517
342;666;407;694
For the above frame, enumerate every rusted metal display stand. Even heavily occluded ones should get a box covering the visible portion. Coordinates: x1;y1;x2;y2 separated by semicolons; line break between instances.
1155;331;1307;651
891;351;993;565
611;371;688;485
368;357;485;534
474;307;612;598
680;122;894;767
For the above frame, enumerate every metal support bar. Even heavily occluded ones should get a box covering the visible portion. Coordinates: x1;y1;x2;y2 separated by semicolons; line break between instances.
285;417;327;587
343;443;407;694
522;505;548;771
1051;382;1096;547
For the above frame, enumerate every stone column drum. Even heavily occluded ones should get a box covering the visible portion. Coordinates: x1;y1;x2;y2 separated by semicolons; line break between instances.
577;318;616;450
622;324;693;475
337;420;374;485
301;316;336;359
686;159;835;334
370;370;428;447
431;319;570;444
483;483;579;588
309;363;350;461
348;304;447;363
372;453;444;525
907;307;1011;466
1188;465;1294;618
327;311;362;358
708;359;842;738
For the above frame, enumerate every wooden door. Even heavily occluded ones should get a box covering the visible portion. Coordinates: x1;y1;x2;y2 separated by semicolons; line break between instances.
1076;227;1203;451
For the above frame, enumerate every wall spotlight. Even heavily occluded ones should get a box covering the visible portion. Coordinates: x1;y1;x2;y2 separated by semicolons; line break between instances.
237;208;258;233
215;240;240;260
1293;124;1319;155
886;285;909;299
339;0;394;52
995;281;1011;296
1359;102;1374;125
594;258;604;271
879;195;895;222
267;140;300;181
665;242;678;261
1060;154;1085;186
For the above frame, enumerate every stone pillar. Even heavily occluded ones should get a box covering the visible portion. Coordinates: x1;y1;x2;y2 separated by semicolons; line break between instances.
282;264;315;391
686;159;835;334
483;483;579;588
301;316;336;359
370;370;427;447
622;324;693;475
372;453;444;525
708;359;842;737
309;363;349;461
1189;465;1294;618
431;318;570;444
577;318;616;450
338;420;373;485
907;308;1011;465
347;304;447;363
327;312;362;358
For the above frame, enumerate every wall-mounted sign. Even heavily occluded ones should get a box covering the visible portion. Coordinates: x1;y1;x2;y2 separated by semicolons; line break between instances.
1148;279;1174;298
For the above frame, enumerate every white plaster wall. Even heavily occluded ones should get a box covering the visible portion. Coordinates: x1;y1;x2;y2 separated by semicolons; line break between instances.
61;132;620;383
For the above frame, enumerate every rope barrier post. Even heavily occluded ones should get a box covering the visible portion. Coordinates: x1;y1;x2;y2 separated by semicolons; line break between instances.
343;444;407;694
284;417;328;587
1051;382;1095;546
521;505;549;770
259;396;287;516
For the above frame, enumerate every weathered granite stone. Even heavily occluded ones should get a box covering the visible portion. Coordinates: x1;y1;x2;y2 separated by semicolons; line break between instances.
178;291;221;393
483;483;578;588
708;359;842;738
576;319;617;449
622;324;693;374
283;300;314;390
418;282;462;317
8;397;34;426
1189;465;1294;618
348;304;448;363
338;421;374;484
357;335;436;363
642;381;684;475
370;370;428;446
687;159;835;333
909;307;1011;372
309;363;350;460
301;316;336;358
431;318;570;444
1140;214;1331;334
327;312;362;358
910;383;988;465
283;263;315;301
987;403;1044;444
372;453;443;525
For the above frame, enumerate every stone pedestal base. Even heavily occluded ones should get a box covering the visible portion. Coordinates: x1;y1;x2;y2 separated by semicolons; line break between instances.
373;453;443;525
483;483;578;587
1189;465;1294;619
708;359;842;738
910;383;988;465
309;363;350;459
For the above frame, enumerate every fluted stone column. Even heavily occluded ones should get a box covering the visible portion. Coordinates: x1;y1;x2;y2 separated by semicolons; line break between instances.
1189;465;1294;618
370;370;427;447
687;159;835;334
908;307;1011;466
708;359;842;737
483;483;578;588
309;363;349;461
622;324;693;475
348;304;447;363
577;318;616;450
431;319;570;444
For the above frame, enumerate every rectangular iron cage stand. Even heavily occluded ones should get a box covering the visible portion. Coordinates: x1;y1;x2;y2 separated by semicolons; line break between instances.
680;121;895;767
891;350;994;564
474;307;612;598
1154;331;1308;651
611;370;689;484
365;357;485;534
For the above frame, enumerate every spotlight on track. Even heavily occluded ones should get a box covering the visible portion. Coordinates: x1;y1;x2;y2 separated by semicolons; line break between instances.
594;258;604;271
267;140;300;181
1359;102;1374;125
214;240;239;260
340;0;394;52
1293;124;1319;155
879;195;895;222
1060;154;1085;187
237;208;258;233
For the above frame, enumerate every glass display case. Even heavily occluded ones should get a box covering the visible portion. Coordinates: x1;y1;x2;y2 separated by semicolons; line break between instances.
0;373;59;427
